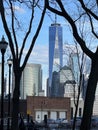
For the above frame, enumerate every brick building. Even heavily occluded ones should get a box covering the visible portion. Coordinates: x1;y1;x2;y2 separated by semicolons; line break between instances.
27;96;71;122
0;96;70;122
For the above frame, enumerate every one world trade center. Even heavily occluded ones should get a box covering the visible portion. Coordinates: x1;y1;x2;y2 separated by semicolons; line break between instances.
48;23;63;96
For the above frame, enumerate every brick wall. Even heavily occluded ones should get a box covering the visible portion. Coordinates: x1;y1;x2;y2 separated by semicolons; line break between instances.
27;96;71;120
0;97;71;120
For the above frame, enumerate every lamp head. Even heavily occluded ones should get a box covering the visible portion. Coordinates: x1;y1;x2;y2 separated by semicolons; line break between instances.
0;35;8;52
7;56;13;66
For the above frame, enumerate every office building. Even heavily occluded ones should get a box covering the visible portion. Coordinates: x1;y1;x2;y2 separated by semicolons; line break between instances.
59;65;77;97
69;53;80;83
51;71;60;97
19;63;42;99
48;23;63;96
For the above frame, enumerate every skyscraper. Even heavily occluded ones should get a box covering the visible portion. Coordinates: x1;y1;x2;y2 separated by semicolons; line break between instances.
12;63;42;99
48;23;63;96
69;53;80;83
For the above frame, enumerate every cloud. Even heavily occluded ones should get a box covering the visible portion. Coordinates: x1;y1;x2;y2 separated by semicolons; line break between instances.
23;44;48;65
5;5;25;16
31;44;48;65
13;5;25;13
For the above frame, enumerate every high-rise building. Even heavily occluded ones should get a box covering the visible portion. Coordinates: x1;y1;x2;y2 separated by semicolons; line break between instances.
48;23;63;96
69;53;80;83
59;65;76;97
51;71;60;97
19;63;42;99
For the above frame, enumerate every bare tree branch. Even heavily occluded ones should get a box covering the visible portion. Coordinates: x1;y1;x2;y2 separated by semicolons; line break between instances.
46;0;94;59
19;3;34;64
78;0;98;20
0;0;15;58
9;0;19;58
21;1;46;71
88;13;98;39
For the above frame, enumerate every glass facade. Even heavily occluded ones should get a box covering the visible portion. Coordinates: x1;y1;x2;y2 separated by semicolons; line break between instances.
70;53;80;83
20;63;42;99
49;23;63;90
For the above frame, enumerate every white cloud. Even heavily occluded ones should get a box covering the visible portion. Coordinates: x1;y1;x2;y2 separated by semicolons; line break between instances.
29;44;48;65
13;5;25;13
22;44;48;65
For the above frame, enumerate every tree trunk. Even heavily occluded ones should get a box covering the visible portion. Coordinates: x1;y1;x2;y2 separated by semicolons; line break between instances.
72;89;80;130
11;69;22;130
80;55;98;130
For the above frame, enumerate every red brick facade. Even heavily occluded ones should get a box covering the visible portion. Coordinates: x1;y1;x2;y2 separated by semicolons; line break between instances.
27;96;71;121
0;96;70;121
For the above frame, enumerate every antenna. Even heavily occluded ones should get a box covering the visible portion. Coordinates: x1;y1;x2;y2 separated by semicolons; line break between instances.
55;13;57;24
54;1;57;24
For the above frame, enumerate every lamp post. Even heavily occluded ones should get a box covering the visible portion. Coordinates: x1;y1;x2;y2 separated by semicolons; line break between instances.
0;36;8;130
7;57;12;130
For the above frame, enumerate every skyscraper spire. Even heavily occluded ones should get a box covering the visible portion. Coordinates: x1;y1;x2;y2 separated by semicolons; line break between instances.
54;1;57;24
55;13;57;24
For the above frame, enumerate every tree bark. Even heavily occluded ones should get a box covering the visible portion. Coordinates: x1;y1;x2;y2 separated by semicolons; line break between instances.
11;66;22;130
80;53;98;130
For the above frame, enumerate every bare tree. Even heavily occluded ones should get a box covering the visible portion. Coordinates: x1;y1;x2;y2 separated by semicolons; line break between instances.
63;43;85;130
45;0;98;130
0;0;46;130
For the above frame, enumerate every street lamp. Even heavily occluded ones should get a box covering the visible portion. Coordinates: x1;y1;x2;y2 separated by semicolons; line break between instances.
7;57;12;130
0;36;8;130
